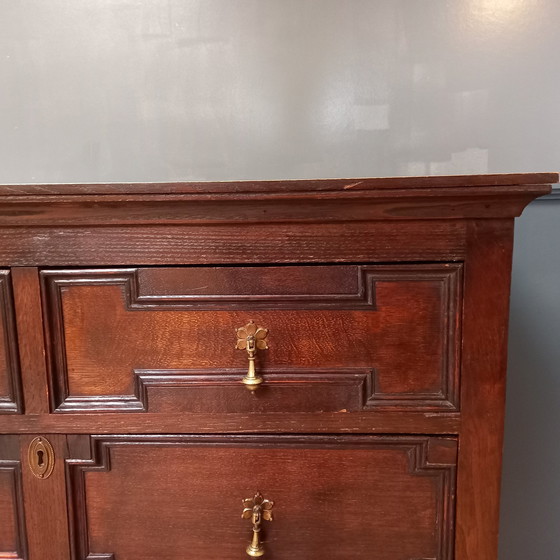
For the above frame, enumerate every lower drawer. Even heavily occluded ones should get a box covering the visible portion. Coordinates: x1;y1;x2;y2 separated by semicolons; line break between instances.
68;435;457;559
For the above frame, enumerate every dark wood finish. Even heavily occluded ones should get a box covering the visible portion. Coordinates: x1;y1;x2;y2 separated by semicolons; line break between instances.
455;220;515;560
41;264;461;414
0;411;460;435
11;269;49;415
0;172;555;195
0;435;26;560
19;435;70;560
0;185;550;226
0;222;467;265
0;272;21;414
67;435;457;560
0;173;554;560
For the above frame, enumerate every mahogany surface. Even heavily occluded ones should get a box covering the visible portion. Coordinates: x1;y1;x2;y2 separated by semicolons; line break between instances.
40;264;460;414
0;172;555;560
0;271;20;414
0;436;25;560
68;435;457;560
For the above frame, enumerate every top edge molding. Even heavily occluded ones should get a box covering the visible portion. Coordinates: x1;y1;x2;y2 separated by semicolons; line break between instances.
0;172;556;197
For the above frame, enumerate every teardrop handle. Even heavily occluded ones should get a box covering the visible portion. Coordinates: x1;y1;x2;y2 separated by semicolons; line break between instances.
236;321;269;391
242;491;274;557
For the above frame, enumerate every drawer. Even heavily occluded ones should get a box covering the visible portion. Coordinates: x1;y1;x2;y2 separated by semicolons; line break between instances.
41;264;462;413
67;434;457;560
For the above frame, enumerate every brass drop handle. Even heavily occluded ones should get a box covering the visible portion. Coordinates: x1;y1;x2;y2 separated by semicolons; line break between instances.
236;321;268;391
242;491;274;557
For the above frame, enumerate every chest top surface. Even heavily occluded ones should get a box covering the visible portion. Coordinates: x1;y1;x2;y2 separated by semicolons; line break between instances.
0;172;553;227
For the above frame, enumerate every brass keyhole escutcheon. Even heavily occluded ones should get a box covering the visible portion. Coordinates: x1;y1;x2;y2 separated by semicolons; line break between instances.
242;491;274;557
236;321;269;391
28;437;55;479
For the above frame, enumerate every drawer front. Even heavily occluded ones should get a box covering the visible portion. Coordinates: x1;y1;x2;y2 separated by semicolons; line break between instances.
0;271;21;414
68;435;457;560
42;264;462;413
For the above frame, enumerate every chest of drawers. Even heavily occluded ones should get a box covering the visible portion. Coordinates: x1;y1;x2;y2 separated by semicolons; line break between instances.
0;173;556;560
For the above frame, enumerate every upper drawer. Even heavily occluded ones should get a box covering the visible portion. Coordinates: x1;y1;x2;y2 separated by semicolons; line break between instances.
41;264;462;414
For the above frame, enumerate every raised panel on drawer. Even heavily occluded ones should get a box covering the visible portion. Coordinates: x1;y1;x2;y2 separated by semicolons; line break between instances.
0;436;26;560
41;264;462;414
0;272;21;414
67;434;457;560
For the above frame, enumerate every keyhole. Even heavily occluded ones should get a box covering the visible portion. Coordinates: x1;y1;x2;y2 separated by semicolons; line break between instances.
28;437;54;479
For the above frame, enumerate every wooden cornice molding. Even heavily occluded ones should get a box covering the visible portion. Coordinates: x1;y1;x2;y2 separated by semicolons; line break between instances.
0;172;556;195
0;173;555;224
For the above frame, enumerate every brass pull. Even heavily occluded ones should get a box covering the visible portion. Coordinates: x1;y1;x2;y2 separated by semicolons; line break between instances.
242;491;274;557
236;321;268;391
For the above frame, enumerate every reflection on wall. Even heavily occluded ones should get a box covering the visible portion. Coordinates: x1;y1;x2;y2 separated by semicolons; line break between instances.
0;0;557;183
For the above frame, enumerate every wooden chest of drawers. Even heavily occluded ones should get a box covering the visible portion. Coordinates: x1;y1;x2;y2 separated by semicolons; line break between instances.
0;173;556;560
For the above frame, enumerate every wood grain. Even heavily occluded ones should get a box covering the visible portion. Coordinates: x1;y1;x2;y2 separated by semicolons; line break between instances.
0;171;555;195
0;185;551;227
455;219;515;560
67;435;457;560
0;221;467;266
0;435;26;560
41;265;460;414
12;268;49;414
19;434;70;560
0;271;21;414
0;411;460;435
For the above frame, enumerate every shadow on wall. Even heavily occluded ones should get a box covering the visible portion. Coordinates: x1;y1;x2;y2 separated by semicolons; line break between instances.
499;200;560;560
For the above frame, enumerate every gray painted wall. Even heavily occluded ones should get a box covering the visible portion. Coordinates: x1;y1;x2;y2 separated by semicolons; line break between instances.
0;2;558;557
501;198;560;559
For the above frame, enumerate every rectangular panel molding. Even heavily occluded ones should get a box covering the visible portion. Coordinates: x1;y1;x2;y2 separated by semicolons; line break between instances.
0;272;22;414
66;434;457;560
0;436;26;560
41;264;462;414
